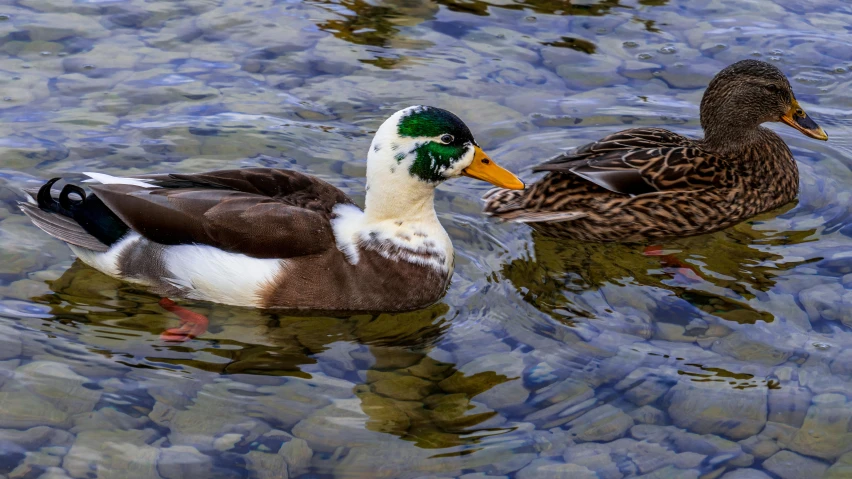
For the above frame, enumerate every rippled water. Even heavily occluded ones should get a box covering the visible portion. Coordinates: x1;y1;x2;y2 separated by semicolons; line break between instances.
1;0;852;477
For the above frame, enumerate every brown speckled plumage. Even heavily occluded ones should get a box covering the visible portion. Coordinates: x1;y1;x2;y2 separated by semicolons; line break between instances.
483;60;827;242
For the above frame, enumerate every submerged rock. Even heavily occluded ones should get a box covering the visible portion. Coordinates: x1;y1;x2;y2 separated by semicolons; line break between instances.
157;445;213;479
665;380;767;439
784;393;852;460
0;324;23;361
274;435;312;476
37;467;74;479
0;426;66;450
15;361;102;416
634;464;699;479
368;370;434;401
627;439;702;474
614;367;677;407
523;379;595;427
291;399;390;452
72;407;149;433
738;435;780;460
566;404;634;442
244;450;289;479
515;459;597;479
825;451;852;478
762;450;829;479
167;382;271;450
629;405;667;425
456;352;529;409
719;470;772;479
63;429;160;479
767;386;812;428
799;282;852;326
561;443;622;479
710;333;792;366
0;392;69;429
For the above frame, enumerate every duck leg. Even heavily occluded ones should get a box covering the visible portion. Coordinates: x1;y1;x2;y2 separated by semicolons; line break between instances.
158;298;209;341
643;245;702;283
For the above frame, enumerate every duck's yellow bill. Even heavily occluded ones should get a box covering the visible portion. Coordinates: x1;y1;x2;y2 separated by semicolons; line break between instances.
781;100;828;141
462;146;525;190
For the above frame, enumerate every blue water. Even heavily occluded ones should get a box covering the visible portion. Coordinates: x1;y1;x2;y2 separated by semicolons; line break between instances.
1;0;852;477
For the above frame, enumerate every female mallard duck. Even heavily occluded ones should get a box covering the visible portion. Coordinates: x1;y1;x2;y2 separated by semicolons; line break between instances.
20;106;524;313
483;60;827;242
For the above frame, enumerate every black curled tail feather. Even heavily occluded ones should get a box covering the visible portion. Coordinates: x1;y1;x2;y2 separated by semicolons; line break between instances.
34;178;130;247
37;178;69;214
59;184;86;211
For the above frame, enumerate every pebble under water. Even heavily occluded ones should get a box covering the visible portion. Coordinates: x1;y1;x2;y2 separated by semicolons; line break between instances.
1;0;852;478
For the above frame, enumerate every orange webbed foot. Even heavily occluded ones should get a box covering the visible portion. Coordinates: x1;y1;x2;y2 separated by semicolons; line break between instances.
643;245;702;282
158;298;209;342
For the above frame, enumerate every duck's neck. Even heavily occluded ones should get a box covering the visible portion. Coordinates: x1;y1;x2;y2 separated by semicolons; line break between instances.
363;169;439;225
702;125;792;164
701;125;799;208
332;149;453;273
701;119;764;157
700;83;765;157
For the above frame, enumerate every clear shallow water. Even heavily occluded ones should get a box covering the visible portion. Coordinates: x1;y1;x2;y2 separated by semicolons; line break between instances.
1;0;852;477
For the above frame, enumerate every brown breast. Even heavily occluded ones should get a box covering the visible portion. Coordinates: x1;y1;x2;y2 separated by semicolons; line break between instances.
259;246;451;313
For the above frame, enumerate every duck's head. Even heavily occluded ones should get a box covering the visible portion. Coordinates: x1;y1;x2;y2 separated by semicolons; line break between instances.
700;59;827;143
368;106;525;191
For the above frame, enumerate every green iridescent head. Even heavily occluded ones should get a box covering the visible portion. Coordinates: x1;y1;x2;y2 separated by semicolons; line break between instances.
397;106;477;183
368;106;525;190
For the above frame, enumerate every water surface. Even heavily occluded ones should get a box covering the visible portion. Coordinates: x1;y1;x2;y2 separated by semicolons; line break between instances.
1;0;852;477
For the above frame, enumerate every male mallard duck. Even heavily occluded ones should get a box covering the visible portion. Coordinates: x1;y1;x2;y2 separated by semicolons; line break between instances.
483;60;827;242
20;106;524;313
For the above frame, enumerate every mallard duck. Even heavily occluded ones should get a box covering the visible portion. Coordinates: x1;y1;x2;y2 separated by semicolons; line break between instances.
483;60;827;242
20;106;524;313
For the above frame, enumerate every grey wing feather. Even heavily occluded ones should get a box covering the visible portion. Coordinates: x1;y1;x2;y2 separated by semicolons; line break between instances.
500;211;587;223
24;187;58;204
568;162;656;197
18;203;110;252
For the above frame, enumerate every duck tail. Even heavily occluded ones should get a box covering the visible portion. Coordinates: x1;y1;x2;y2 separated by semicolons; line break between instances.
18;178;130;251
482;187;586;224
482;187;524;212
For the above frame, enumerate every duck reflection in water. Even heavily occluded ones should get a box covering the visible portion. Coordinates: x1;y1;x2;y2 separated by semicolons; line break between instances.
500;212;818;330
32;261;515;450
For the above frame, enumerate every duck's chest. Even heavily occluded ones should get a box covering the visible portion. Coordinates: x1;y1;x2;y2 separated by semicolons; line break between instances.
731;150;799;213
261;242;452;313
263;218;456;312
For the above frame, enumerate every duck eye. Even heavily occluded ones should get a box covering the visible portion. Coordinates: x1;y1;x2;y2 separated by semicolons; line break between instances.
765;84;780;93
439;134;454;144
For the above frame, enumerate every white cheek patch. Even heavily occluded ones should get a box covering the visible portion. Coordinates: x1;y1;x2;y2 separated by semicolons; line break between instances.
399;141;473;183
444;145;475;178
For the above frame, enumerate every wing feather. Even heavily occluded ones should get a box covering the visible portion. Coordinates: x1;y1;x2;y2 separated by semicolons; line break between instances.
530;128;728;196
89;168;355;259
19;203;110;252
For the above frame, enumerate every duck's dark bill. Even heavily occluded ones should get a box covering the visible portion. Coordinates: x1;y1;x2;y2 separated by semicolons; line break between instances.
781;100;828;141
462;146;525;190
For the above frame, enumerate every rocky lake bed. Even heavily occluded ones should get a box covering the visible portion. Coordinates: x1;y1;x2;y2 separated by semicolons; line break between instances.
2;0;852;477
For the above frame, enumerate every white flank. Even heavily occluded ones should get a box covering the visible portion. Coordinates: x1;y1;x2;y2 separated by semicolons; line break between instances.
82;172;158;188
68;233;142;279
163;244;283;307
